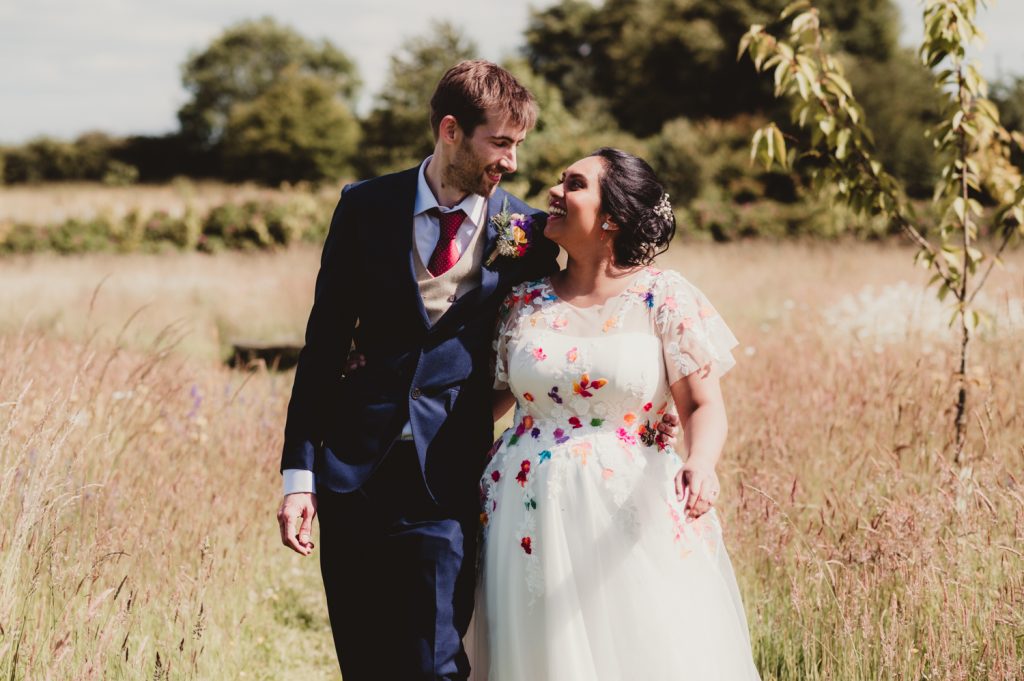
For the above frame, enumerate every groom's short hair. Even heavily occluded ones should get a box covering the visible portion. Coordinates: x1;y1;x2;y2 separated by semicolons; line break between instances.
430;60;538;139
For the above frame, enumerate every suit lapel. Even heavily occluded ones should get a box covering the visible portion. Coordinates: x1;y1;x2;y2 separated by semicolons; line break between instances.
378;168;430;330
478;189;505;299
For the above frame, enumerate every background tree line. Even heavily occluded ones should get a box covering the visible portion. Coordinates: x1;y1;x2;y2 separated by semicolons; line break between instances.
2;2;1023;238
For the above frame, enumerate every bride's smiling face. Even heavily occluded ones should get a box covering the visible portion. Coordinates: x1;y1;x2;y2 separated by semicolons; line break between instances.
544;156;608;248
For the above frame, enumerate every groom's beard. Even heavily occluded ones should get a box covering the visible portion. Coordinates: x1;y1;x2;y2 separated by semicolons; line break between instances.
443;139;500;197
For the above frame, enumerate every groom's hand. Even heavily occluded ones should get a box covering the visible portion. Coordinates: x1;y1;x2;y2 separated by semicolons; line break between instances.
344;350;366;377
656;412;681;450
278;492;318;556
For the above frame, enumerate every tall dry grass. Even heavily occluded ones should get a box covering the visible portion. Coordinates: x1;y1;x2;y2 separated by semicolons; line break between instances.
0;321;336;679
1;241;1022;679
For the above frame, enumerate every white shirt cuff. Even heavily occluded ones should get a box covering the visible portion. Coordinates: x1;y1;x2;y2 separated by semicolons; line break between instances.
282;469;316;496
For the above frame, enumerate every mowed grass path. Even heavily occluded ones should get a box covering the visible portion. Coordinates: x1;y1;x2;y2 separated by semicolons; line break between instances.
1;241;1022;679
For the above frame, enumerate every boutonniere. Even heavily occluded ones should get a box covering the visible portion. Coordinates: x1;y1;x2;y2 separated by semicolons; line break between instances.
485;197;533;266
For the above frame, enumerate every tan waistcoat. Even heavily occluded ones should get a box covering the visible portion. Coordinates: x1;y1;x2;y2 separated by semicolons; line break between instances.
413;221;488;326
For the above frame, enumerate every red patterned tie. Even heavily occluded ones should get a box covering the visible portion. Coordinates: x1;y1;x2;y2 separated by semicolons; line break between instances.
427;208;467;277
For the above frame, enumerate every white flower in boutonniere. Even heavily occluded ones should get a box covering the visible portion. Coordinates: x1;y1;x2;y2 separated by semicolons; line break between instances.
485;197;534;266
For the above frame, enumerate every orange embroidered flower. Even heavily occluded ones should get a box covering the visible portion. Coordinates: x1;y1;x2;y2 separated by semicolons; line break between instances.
570;442;592;465
523;392;535;402
566;347;579;363
623;412;637;425
573;373;608;397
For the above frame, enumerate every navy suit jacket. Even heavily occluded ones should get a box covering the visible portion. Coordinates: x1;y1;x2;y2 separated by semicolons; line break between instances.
280;166;559;505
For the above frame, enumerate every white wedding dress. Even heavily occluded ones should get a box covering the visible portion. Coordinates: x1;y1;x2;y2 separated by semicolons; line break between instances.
467;267;760;681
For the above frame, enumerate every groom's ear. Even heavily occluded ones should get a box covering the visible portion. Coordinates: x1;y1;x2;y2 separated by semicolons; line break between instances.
439;115;462;145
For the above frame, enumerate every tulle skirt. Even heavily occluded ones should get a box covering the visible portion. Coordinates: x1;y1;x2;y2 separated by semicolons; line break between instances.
467;432;761;681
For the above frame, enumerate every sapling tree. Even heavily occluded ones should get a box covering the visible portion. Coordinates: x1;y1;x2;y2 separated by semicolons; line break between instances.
740;0;1024;462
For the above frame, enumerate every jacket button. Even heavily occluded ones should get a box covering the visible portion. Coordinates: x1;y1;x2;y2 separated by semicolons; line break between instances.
411;387;422;400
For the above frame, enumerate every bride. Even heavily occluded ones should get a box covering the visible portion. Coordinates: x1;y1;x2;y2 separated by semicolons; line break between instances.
470;148;760;680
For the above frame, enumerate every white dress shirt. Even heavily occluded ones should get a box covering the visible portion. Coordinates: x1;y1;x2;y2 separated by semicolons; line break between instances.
282;157;488;495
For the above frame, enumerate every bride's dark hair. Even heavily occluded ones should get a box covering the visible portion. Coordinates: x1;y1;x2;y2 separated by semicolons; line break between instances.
589;147;676;267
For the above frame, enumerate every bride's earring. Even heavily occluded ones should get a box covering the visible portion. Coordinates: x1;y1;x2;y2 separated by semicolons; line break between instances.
601;222;611;230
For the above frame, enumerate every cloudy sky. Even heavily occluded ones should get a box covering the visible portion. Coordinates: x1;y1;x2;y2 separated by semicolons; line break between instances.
1;0;1022;144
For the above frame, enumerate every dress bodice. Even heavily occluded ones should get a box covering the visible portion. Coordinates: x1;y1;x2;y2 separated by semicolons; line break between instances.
493;267;738;446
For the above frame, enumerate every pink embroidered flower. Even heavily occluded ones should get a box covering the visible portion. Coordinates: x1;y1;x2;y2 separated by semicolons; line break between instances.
616;428;638;445
643;402;653;412
602;468;615;480
566;347;579;363
551;316;568;330
532;347;547;361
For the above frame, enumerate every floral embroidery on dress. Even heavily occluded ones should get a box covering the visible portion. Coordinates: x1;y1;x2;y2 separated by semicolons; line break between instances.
572;373;607;397
484;268;739;603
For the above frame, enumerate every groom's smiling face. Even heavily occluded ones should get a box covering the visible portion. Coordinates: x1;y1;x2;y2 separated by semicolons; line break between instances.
442;113;526;197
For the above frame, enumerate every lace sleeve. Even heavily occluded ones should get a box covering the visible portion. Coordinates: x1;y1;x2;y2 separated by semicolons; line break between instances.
493;287;523;390
654;271;739;385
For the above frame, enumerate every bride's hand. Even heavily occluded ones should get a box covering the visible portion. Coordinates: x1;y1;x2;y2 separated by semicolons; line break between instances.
674;463;720;519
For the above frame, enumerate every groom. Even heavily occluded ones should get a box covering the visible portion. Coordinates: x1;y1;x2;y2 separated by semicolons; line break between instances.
277;61;679;679
277;61;558;680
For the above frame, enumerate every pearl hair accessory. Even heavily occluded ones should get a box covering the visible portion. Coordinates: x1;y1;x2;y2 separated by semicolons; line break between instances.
653;193;673;221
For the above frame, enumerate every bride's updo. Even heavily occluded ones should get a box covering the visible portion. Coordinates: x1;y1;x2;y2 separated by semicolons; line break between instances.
589;147;676;267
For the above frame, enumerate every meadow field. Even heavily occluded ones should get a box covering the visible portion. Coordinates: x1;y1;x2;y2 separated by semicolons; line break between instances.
1;236;1022;679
